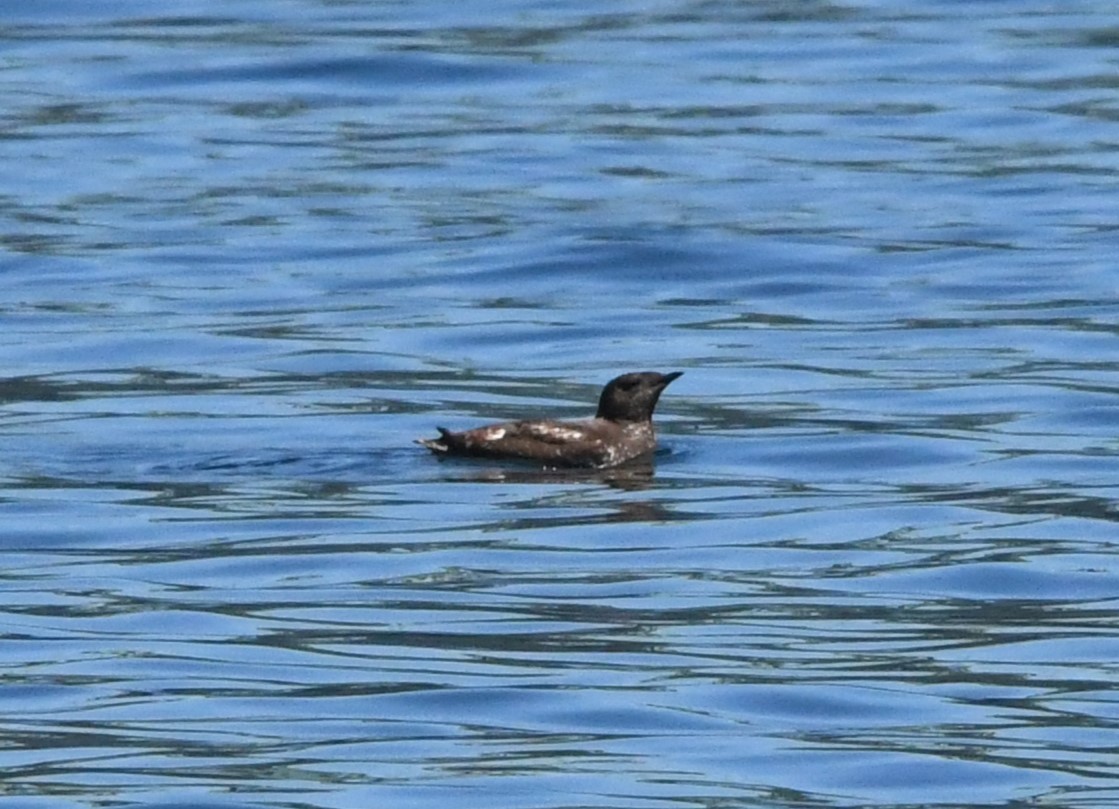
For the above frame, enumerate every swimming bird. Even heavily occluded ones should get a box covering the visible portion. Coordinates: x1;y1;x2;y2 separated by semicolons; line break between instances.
417;371;683;468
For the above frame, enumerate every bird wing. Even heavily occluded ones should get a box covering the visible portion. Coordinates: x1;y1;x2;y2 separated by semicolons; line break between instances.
511;420;597;444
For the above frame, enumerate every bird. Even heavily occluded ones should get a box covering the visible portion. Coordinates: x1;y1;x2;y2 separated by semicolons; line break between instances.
417;371;683;469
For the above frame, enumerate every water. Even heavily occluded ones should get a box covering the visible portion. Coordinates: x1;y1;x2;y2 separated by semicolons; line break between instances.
2;1;1118;807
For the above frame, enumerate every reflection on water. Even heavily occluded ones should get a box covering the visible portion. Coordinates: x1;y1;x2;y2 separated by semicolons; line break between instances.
2;1;1119;808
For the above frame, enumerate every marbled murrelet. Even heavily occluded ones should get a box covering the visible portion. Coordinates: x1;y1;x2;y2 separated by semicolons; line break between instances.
417;371;682;468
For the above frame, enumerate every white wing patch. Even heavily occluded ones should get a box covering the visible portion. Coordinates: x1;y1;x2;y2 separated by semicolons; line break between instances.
527;424;586;442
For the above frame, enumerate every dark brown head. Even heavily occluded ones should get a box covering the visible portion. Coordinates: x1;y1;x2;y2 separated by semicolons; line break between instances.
595;371;683;423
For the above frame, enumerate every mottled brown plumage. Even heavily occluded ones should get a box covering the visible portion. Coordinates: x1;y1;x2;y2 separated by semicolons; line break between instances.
417;371;682;468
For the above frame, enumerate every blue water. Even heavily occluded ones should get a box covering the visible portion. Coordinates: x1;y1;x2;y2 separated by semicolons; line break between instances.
2;2;1118;807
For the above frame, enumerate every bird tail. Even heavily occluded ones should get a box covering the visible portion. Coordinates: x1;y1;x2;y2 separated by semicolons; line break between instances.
416;427;453;453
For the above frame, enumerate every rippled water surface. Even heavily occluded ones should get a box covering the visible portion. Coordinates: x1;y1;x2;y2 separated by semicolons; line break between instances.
2;2;1118;807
